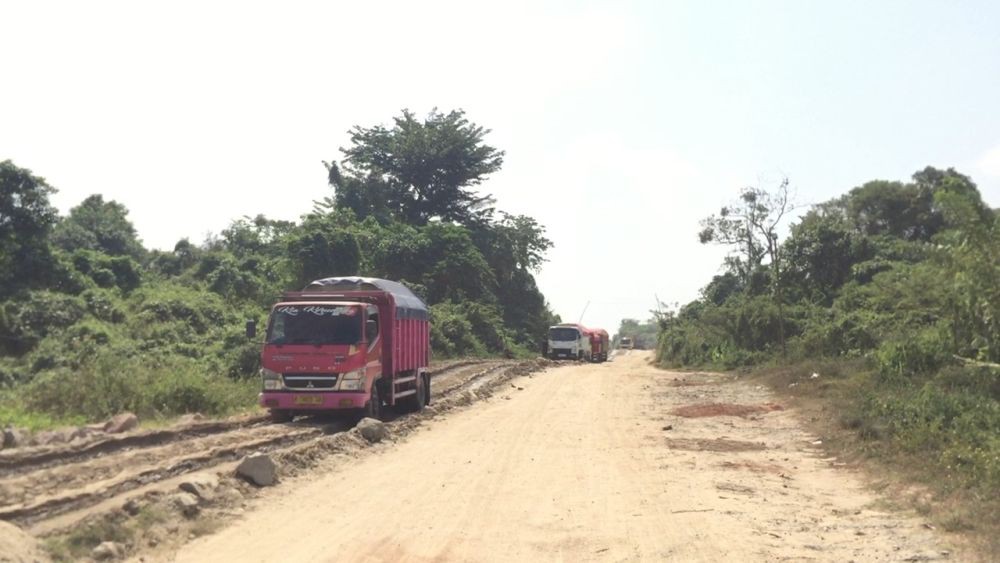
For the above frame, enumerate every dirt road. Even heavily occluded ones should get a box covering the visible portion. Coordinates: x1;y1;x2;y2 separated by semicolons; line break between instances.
0;360;514;536
167;352;956;562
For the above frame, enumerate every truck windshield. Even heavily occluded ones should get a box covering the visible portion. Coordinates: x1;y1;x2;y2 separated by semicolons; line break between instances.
549;328;579;341
266;305;362;345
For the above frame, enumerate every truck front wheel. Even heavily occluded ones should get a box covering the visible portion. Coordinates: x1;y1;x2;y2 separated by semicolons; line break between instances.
363;384;382;420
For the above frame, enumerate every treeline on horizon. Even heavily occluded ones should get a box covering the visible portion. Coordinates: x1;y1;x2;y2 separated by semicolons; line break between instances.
0;109;559;426
655;166;999;515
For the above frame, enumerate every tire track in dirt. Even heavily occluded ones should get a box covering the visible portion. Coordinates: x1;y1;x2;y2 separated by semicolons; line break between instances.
0;359;526;532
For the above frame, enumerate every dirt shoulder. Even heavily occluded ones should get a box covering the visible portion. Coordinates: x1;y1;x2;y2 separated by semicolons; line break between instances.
162;351;960;562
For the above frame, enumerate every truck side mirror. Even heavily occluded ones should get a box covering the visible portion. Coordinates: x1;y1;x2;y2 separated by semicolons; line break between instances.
246;319;257;339
366;319;378;343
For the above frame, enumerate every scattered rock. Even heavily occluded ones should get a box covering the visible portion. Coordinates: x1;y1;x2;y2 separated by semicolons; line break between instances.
52;426;87;444
216;486;245;505
2;426;28;449
177;413;205;425
179;472;219;501
0;520;49;562
122;498;143;516
810;372;820;379
104;412;139;434
172;492;201;517
662;425;673;431
92;540;126;560
236;453;278;486
355;418;388;444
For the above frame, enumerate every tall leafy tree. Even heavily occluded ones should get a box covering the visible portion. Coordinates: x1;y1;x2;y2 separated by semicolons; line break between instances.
699;178;794;354
0;160;58;294
326;109;504;226
52;194;144;258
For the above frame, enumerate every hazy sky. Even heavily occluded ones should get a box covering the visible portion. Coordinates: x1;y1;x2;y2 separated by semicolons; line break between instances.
3;0;999;334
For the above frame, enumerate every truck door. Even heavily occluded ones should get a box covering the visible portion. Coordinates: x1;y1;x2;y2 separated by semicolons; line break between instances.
365;305;382;378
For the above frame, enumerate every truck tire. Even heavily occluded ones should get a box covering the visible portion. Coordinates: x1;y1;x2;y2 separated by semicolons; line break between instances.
270;409;293;423
363;384;382;420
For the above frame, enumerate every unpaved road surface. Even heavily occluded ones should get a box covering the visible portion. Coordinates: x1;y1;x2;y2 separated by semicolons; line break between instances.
167;352;958;562
0;359;513;536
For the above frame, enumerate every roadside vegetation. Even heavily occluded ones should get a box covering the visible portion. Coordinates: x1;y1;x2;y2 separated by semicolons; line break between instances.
656;167;999;551
0;109;558;428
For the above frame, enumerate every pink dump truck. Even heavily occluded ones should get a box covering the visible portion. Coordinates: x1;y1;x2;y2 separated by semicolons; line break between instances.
248;277;430;422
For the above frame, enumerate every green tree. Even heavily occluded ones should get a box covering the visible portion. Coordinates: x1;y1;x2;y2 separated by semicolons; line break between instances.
783;210;869;304
699;179;794;354
326;109;504;226
284;216;362;287
52;194;144;258
0;160;58;295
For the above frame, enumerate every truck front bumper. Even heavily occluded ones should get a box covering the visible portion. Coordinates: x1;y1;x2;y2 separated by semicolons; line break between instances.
549;348;579;359
260;391;369;411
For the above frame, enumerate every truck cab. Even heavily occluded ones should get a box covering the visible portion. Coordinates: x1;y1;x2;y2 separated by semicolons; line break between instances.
547;324;591;361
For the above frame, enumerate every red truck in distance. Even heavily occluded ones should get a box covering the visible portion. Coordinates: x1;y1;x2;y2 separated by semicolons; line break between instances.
588;328;609;362
247;277;430;422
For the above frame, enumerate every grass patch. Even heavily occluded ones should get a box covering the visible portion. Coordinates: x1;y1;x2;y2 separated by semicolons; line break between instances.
12;353;259;425
751;357;1000;558
43;515;134;562
0;396;87;431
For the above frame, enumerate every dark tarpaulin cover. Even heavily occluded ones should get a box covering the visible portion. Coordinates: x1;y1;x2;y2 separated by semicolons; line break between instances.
304;277;429;320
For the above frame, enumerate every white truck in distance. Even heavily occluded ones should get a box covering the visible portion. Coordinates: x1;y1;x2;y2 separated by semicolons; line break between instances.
547;324;590;361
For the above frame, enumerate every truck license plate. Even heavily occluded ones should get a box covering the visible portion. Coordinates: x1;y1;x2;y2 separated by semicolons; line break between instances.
293;395;323;406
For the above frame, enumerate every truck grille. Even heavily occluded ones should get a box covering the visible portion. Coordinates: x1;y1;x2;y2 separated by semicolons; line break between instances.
283;374;338;390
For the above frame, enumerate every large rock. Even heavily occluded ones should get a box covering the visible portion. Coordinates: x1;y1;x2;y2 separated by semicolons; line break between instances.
2;426;28;449
0;521;49;562
103;412;139;434
172;492;201;518
236;453;277;486
179;472;219;501
355;417;388;443
91;540;125;560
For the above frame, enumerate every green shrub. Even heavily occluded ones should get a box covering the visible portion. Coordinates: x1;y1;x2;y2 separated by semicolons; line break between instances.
20;353;257;421
430;302;485;357
0;291;87;354
875;326;952;380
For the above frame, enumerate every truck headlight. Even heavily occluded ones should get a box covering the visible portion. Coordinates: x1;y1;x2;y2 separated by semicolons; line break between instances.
261;367;282;390
337;368;366;391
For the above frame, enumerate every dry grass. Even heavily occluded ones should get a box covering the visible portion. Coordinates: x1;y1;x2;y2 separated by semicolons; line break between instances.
751;359;1000;560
